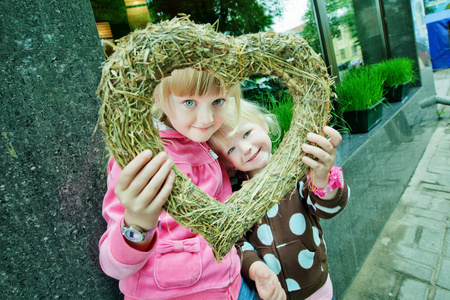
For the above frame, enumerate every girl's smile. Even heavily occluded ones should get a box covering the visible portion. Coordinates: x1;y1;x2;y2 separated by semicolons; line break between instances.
247;147;261;163
193;125;214;132
221;122;272;177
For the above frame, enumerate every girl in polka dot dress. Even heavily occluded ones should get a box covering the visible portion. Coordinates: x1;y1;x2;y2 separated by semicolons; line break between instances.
209;100;349;300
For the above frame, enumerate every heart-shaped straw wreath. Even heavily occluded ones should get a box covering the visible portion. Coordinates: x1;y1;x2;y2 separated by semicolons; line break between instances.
97;16;333;261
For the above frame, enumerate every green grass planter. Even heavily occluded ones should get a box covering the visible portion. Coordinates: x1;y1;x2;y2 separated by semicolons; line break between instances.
335;66;385;133
342;99;384;133
374;57;416;102
384;82;411;103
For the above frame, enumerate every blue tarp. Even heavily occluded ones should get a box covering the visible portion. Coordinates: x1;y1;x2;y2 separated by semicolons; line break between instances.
425;10;450;70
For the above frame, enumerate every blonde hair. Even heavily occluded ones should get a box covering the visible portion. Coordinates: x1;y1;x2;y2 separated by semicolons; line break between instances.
209;99;281;165
152;68;241;120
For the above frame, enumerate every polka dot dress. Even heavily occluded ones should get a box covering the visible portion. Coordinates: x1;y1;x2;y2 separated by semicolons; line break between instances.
237;178;348;298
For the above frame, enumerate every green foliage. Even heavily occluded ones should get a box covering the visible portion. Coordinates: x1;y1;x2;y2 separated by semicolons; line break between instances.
146;0;283;35
243;82;293;152
424;5;436;15
335;66;385;112
269;96;293;152
338;8;359;44
373;57;417;87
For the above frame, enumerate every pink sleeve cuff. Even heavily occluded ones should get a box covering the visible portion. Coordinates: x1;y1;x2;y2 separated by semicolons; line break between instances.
307;166;344;198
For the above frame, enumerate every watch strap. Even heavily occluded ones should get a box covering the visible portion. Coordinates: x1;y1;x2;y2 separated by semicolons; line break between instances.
121;219;161;242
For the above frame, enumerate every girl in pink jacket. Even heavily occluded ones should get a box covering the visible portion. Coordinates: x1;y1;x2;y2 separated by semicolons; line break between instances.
99;68;258;299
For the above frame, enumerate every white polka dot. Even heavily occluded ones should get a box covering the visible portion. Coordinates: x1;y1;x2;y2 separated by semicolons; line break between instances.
307;195;316;210
312;226;320;246
267;204;279;218
289;213;306;235
315;203;341;214
241;242;256;252
257;224;273;245
298;181;304;199
263;254;281;275
286;278;301;292
298;249;315;269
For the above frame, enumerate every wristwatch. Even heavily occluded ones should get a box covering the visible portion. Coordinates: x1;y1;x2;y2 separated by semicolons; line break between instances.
121;219;161;243
307;166;344;198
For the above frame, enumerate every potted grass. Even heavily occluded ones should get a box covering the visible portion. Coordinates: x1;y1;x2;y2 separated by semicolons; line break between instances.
335;65;385;133
374;57;416;102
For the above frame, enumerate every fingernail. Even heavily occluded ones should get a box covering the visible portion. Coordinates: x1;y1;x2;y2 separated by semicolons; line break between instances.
142;150;152;157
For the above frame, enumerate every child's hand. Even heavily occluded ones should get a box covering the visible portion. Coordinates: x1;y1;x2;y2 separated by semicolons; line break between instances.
250;261;286;300
115;151;175;233
301;126;342;190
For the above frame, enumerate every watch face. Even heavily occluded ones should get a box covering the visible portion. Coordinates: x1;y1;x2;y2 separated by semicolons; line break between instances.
123;228;144;242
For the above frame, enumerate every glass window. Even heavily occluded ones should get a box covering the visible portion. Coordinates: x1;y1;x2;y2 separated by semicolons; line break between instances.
124;0;150;31
412;0;432;70
337;27;343;40
352;44;359;56
300;1;323;56
90;0;131;40
340;48;346;59
323;0;362;78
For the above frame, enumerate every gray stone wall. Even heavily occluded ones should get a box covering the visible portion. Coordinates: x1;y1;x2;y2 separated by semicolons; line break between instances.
0;1;121;298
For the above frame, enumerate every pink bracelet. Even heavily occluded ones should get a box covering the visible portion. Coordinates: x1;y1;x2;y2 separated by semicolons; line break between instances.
307;166;344;197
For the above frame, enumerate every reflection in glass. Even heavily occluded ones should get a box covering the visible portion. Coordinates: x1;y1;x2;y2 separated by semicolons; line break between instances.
411;0;431;70
96;22;114;42
90;0;131;40
324;0;361;79
124;0;151;31
351;0;387;64
301;2;322;56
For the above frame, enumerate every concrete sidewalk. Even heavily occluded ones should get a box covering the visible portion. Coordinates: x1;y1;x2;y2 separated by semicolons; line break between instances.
343;68;450;299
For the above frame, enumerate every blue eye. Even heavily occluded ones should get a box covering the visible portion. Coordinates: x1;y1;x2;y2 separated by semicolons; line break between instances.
228;147;235;154
243;130;251;138
184;100;196;107
213;98;225;105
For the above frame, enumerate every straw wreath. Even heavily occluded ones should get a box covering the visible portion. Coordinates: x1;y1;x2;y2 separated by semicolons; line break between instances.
97;16;332;261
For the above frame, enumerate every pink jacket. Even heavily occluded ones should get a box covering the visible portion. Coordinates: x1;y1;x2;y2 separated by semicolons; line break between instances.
99;129;241;300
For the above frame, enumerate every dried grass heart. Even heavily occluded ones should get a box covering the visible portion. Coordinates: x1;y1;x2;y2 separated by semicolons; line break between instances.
97;17;332;261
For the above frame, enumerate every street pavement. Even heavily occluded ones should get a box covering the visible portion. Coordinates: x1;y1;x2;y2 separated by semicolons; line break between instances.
343;68;450;300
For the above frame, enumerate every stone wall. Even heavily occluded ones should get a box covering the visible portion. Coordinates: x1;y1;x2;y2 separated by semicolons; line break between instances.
0;0;121;298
